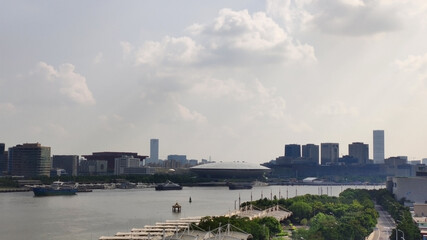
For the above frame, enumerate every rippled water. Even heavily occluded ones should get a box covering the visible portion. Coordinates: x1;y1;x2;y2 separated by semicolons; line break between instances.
0;185;382;240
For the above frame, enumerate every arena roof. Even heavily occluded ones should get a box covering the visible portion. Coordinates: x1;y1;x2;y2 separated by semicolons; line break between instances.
190;162;270;170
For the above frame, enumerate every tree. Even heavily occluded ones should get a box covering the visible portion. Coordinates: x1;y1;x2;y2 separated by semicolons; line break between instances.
288;201;312;223
254;217;282;236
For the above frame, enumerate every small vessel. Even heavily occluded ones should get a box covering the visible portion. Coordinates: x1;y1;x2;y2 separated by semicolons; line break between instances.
155;181;183;191
228;182;253;190
32;181;78;197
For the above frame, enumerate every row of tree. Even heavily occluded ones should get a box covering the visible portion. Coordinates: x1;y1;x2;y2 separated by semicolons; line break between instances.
370;189;421;240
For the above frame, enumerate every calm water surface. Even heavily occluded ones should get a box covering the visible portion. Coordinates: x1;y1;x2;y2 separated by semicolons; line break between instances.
0;185;382;240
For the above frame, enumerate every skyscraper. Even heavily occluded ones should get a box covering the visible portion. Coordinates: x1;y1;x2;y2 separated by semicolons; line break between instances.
349;142;369;164
148;139;159;164
285;144;301;159
8;143;51;177
302;144;319;165
0;143;6;175
52;155;79;176
321;143;339;165
373;130;385;164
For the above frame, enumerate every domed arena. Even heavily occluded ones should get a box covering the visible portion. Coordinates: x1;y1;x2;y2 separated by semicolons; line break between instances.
190;161;270;178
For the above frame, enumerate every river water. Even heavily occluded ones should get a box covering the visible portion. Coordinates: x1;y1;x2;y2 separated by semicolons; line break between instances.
0;185;382;240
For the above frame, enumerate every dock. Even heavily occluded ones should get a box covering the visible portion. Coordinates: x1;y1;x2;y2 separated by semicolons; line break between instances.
99;206;291;240
99;217;202;240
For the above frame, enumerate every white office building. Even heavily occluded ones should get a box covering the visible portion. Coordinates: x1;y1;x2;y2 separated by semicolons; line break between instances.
114;155;140;175
373;130;385;164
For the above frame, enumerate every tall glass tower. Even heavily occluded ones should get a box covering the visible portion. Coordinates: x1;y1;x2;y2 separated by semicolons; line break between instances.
373;130;385;164
149;139;159;163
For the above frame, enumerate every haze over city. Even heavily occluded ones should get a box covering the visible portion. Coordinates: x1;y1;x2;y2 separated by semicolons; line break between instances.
2;1;427;163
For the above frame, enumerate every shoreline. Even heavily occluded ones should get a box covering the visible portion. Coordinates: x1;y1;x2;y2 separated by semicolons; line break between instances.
0;187;30;193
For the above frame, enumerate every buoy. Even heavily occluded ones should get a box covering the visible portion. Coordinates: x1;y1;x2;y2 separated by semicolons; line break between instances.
189;197;192;203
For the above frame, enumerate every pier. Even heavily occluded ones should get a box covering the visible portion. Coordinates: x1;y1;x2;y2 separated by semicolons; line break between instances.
99;205;291;240
99;217;202;240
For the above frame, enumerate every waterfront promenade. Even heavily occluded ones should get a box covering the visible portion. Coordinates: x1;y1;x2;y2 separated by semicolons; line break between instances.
99;205;292;240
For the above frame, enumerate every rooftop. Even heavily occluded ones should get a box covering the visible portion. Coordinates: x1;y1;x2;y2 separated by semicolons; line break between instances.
190;162;270;170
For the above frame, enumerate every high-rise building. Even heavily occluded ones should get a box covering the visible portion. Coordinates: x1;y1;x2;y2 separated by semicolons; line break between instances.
348;142;369;164
302;144;319;165
52;155;79;176
0;143;6;175
285;144;301;159
8;143;51;177
373;130;385;164
321;143;339;165
147;139;159;164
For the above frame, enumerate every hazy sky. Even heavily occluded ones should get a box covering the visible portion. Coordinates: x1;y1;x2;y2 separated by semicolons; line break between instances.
2;0;427;163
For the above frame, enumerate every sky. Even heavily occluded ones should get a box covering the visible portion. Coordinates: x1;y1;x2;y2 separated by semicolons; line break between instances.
2;0;427;163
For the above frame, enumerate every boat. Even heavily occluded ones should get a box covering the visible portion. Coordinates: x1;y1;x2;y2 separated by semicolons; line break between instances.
32;181;78;196
155;181;182;191
228;182;253;190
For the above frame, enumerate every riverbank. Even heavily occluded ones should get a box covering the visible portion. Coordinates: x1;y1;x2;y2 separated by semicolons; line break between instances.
0;187;30;193
0;185;381;240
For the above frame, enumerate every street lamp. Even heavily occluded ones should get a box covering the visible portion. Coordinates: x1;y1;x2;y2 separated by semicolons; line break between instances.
396;229;405;240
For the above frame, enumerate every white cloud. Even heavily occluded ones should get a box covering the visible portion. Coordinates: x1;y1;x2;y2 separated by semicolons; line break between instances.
34;61;58;81
266;0;314;34
135;36;203;66
176;104;207;123
34;62;95;105
205;9;286;50
192;8;316;64
395;53;427;73
125;8;316;69
267;0;402;36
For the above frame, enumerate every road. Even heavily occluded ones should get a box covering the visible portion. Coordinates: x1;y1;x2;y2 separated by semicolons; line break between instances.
368;205;396;240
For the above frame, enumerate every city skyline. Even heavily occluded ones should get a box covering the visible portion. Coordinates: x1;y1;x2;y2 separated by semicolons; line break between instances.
2;1;427;163
2;129;414;164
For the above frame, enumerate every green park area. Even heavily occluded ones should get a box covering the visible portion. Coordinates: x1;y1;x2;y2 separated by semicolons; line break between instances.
199;189;421;240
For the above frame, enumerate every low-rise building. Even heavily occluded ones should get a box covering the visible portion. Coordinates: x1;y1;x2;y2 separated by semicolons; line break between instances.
52;155;79;176
114;155;140;175
79;160;108;176
391;177;427;203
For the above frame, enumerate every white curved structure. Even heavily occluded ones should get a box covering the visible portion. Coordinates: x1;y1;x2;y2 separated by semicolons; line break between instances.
190;162;270;178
